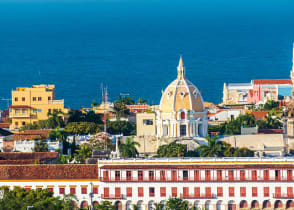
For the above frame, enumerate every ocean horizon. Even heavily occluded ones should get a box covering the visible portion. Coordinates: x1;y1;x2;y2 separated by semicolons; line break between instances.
0;0;294;109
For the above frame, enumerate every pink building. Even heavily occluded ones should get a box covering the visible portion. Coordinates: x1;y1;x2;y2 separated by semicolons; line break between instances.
247;79;292;104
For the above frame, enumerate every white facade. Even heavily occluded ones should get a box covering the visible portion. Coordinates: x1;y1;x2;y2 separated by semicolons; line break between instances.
209;109;243;122
98;158;294;210
14;140;35;152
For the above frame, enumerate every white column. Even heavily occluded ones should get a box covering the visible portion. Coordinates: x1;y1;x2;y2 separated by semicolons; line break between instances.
186;123;189;137
196;121;199;137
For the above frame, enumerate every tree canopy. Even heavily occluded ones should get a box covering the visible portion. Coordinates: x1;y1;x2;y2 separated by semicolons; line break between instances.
119;137;140;158
0;187;77;210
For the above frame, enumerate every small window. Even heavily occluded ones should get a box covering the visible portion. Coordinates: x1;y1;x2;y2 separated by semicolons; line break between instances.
143;119;153;125
22;109;26;114
38;109;42;113
149;187;155;197
59;188;65;194
22;97;25;101
14;97;18;102
38;97;42;101
70;187;76;194
93;187;98;194
22;122;25;126
181;112;185;120
183;170;188;180
33;109;37;113
15;122;18;126
48;109;51;113
81;187;87;194
33;97;36;101
48;96;51;101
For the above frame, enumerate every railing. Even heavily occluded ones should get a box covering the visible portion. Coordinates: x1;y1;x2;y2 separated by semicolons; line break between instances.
9;113;31;118
99;177;293;182
273;193;294;198
48;99;64;104
101;194;123;199
180;193;217;199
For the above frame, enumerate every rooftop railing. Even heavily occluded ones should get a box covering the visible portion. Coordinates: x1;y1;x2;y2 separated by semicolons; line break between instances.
99;177;293;182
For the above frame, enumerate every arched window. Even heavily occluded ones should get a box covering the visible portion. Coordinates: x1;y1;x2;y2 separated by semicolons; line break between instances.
181;112;185;120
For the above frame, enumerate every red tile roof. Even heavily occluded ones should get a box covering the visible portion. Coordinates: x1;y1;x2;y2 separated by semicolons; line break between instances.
126;105;150;114
246;110;269;120
0;152;58;160
13;129;52;140
208;109;225;117
254;79;292;85
0;165;98;180
258;129;283;134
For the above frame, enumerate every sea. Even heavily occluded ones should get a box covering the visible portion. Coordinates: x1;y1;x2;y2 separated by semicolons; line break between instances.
0;0;294;110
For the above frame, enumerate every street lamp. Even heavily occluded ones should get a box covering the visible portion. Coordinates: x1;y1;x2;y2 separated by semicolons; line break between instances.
89;182;93;210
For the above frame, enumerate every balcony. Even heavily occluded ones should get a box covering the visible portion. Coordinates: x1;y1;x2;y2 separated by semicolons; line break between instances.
180;193;217;199
48;99;64;105
99;176;294;183
273;193;294;199
10;113;31;118
101;194;124;199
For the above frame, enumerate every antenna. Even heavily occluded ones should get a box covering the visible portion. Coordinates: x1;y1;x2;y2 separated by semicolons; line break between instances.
101;84;108;150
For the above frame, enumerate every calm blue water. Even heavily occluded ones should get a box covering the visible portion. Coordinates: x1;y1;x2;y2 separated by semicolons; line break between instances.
0;0;294;109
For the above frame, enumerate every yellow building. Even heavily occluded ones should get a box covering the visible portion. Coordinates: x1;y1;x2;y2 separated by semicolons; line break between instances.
9;85;65;130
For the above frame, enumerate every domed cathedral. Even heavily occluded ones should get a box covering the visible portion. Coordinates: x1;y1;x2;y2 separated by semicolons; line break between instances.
156;57;208;138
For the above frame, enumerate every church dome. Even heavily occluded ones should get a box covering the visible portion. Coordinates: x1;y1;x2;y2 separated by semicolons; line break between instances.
159;57;205;113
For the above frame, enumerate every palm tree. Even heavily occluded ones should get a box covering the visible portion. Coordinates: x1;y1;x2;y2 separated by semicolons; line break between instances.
119;137;140;158
137;97;147;105
47;109;65;128
197;135;223;157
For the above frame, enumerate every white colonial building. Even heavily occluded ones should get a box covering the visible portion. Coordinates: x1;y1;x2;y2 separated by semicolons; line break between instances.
98;157;294;210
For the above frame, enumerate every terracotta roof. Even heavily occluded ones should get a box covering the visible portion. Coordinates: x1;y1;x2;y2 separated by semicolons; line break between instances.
254;79;292;85
13;129;52;140
126;105;150;114
208;109;225;117
101;164;294;170
258;129;283;134
0;152;58;160
204;102;214;108
0;165;98;180
246;110;269;120
0;123;10;129
8;105;31;109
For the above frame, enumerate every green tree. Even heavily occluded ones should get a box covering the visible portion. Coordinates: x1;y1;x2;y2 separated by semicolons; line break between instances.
48;128;69;154
197;135;223;157
165;198;189;210
107;121;136;136
74;143;93;163
157;142;187;157
47;109;65;128
93;201;116;210
153;203;165;210
119;137;140;158
233;147;254;157
65;122;101;135
33;137;48;152
0;187;74;210
137;97;147;105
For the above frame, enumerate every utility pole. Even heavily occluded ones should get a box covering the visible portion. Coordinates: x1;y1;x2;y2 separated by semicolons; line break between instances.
101;84;108;150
